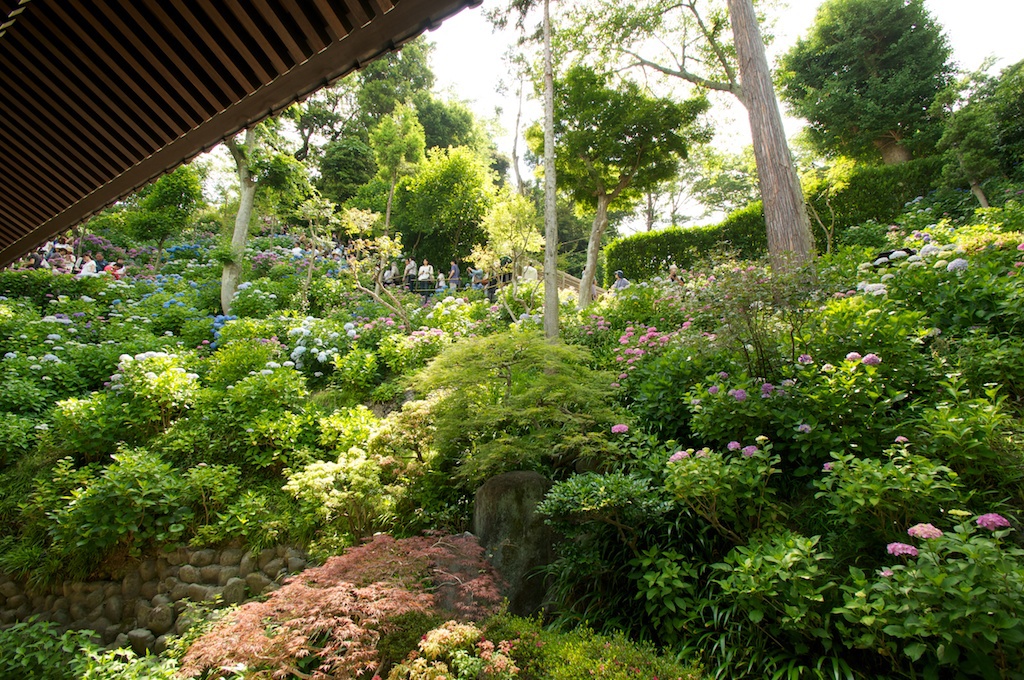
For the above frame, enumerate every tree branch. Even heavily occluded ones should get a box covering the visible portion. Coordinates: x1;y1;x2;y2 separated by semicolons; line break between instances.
619;47;738;96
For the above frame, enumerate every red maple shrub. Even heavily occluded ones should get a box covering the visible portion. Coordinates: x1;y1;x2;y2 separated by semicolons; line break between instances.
178;533;504;679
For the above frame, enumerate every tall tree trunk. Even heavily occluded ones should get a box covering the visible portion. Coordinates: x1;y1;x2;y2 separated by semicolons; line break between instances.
221;130;257;314
727;0;815;270
645;191;655;231
578;194;611;309
384;176;396;235
969;179;990;208
512;77;527;196
542;0;560;339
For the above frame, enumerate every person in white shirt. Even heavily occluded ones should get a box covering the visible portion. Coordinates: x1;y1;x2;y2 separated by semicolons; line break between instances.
417;259;434;281
520;263;538;282
77;254;97;277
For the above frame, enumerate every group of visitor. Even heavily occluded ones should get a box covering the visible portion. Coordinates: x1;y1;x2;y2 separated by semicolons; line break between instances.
388;256;540;302
14;237;127;280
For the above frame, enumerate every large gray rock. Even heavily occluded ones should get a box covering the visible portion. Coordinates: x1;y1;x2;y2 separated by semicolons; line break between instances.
121;571;142;599
199;565;221;584
261;558;284;578
245;572;271;594
178;564;200;584
473;471;559;616
218;566;240;586
219;548;244;567
222;577;247;604
190;549;217;567
148;604;175;636
127;628;155;656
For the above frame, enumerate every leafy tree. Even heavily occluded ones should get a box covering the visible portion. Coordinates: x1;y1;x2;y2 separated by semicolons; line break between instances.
566;0;816;270
993;59;1024;179
470;187;544;310
123;164;203;269
686;145;760;216
396;146;495;266
528;65;709;307
221;122;311;313
356;38;435;126
779;0;953;164
413;94;481;151
369;104;426;234
936;74;1003;208
284;80;360;161
316;138;376;205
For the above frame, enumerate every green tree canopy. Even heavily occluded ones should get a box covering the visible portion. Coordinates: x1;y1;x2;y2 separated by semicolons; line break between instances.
370;104;426;233
124;164;204;266
396;145;496;266
993;59;1024;179
356;38;435;126
779;0;953;164
316;138;377;206
527;65;709;305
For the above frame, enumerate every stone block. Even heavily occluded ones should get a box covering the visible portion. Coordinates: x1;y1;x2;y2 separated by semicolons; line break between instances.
219;548;244;566
190;549;216;567
127;628;155;656
165;548;188;566
218;566;240;586
153;634;169;655
134;601;152;628
152;593;171;607
178;564;200;584
200;565;221;584
222;577;246;604
238;551;256;576
256;548;276;571
139;580;159;601
245;572;271;594
103;596;123;623
170;582;191;602
148;604;175;636
261;558;284;578
286;557;306;573
186;583;212;602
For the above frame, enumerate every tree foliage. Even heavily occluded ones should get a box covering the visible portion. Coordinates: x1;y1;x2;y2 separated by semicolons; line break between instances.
397;145;495;266
528;64;709;305
124;164;203;265
779;0;953;163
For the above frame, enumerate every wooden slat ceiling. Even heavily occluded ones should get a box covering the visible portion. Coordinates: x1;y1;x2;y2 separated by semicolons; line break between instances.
0;0;478;265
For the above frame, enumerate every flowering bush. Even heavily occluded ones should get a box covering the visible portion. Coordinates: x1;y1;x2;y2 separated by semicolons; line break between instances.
835;516;1024;678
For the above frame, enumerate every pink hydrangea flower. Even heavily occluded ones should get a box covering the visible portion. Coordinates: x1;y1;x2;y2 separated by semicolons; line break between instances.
907;523;943;539
741;445;758;457
894;436;909;443
727;441;741;451
887;542;919;557
669;450;690;462
611;424;629;434
728;388;747;402
708;385;719;395
822;462;833;472
976;513;1011;530
880;569;893;577
862;353;881;366
846;352;862;362
798;423;812;434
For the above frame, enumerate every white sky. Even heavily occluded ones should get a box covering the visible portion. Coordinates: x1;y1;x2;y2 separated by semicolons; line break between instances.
429;0;1024;166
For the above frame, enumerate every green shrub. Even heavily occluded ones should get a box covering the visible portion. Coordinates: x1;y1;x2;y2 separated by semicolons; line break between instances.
0;413;37;466
202;338;282;388
0;618;96;680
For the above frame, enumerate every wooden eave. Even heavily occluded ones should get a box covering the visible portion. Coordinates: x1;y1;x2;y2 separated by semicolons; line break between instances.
0;0;479;265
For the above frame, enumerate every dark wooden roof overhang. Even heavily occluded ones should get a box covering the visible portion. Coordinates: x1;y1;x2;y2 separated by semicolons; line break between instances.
0;0;479;265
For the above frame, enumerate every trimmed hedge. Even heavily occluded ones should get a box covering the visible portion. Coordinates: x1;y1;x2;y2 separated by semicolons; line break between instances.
604;202;766;285
606;157;942;283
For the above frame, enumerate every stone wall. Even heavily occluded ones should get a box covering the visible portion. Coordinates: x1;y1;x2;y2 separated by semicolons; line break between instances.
0;544;307;654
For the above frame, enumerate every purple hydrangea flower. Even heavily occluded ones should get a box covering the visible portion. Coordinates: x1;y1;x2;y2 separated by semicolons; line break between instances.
718;372;729;380
728;388;748;402
976;513;1011;530
846;352;862;362
798;423;812;434
880;569;894;577
907;523;943;539
946;258;969;272
669;450;690;462
727;441;741;451
822;462;833;472
708;385;720;395
887;542;919;558
741;445;758;457
761;383;775;396
611;424;629;434
798;354;813;364
895;436;909;444
862;353;881;366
